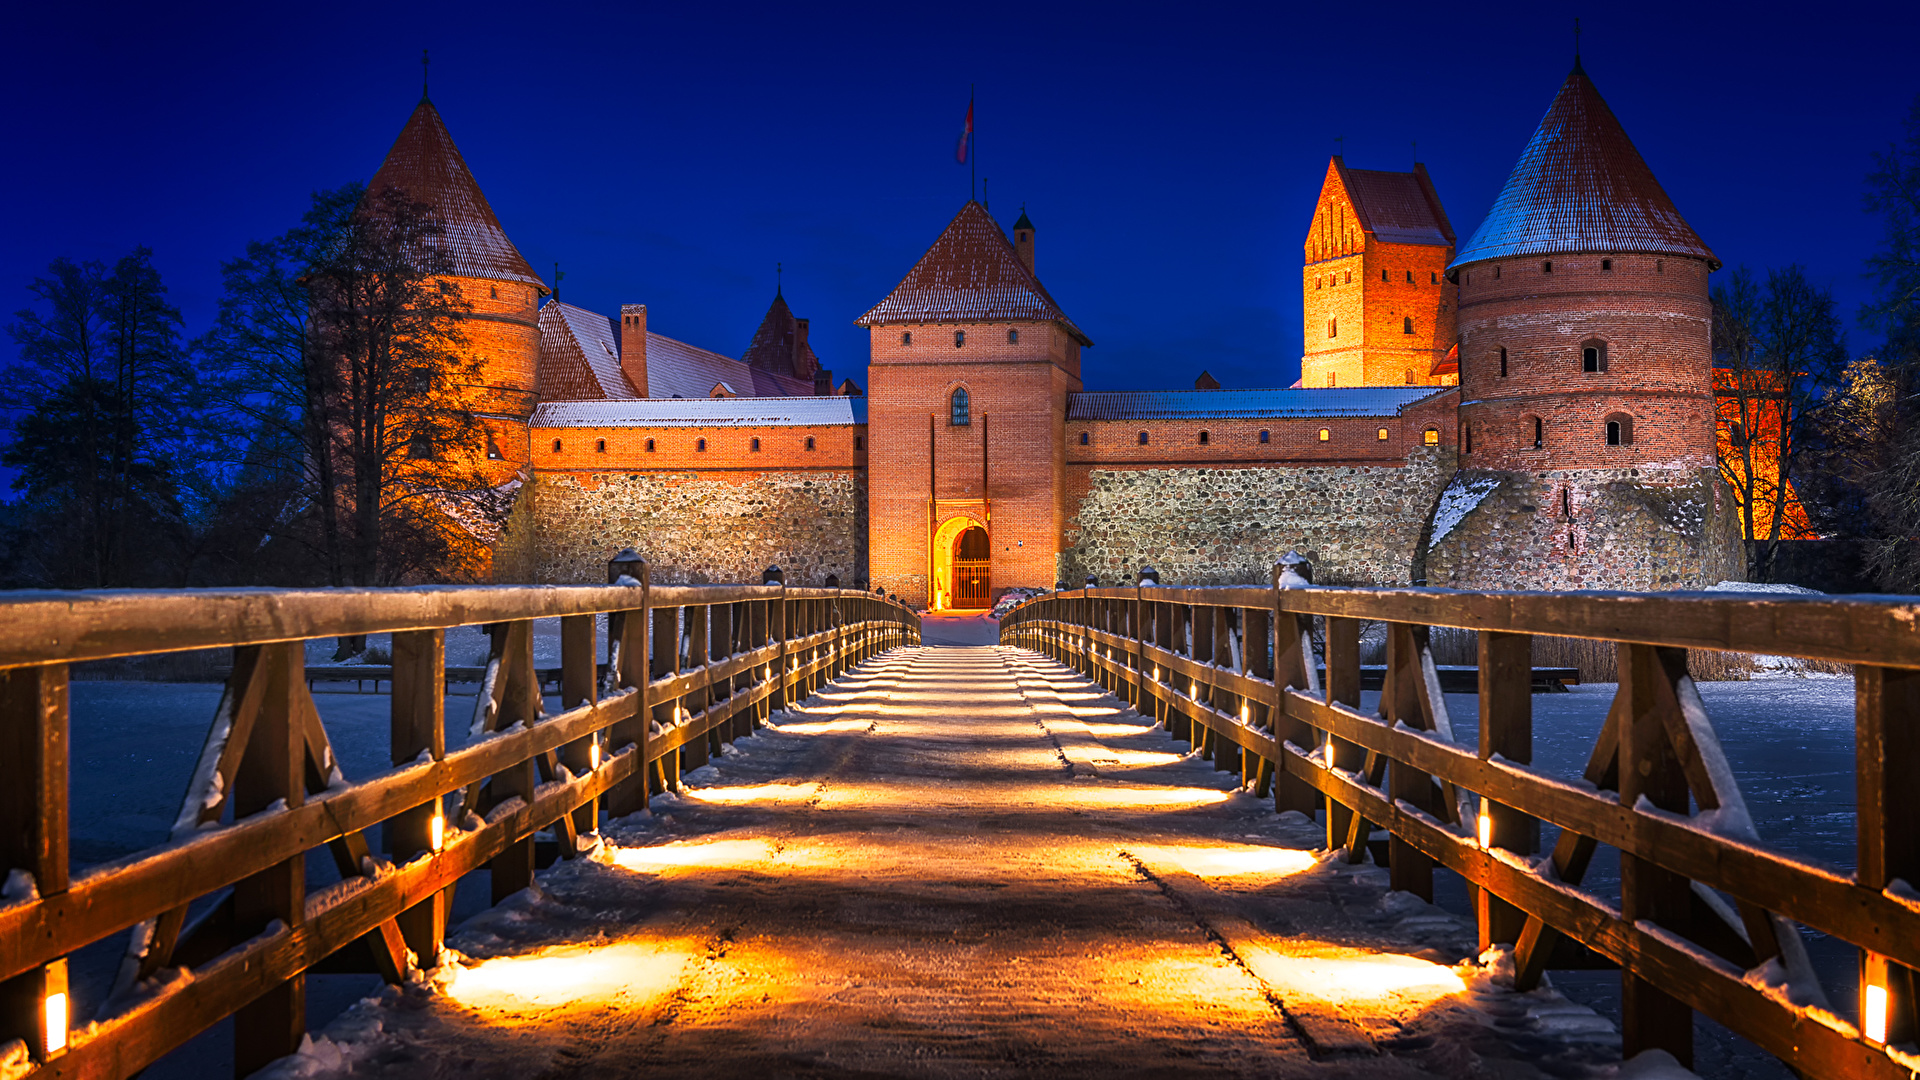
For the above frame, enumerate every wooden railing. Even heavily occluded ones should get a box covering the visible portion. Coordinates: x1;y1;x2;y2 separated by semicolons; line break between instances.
1001;559;1920;1079
0;569;918;1079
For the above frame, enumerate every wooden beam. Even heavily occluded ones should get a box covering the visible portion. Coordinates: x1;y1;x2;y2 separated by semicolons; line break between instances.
1859;663;1920;1047
1477;631;1534;949
231;643;306;1077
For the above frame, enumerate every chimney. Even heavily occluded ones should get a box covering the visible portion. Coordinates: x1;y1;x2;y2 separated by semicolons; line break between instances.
1012;208;1036;274
619;303;649;397
794;318;812;378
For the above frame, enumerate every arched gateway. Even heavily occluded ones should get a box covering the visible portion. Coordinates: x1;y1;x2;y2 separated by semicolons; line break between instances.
952;526;991;608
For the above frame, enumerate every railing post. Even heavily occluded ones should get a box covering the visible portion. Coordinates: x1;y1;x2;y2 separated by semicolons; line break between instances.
1477;630;1536;949
232;643;307;1075
1384;623;1436;901
604;556;650;817
1324;613;1365;860
388;629;446;962
651;597;680;793
560;614;599;839
1859;664;1920;1047
1618;643;1696;1066
487;621;541;904
767;567;789;715
0;664;69;1066
1271;555;1320;815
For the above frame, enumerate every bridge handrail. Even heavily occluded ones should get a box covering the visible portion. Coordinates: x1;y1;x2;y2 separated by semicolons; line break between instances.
1000;570;1920;1079
0;575;919;1078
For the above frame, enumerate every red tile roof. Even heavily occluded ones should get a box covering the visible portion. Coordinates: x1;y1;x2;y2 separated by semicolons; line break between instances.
537;301;638;400
1452;62;1718;270
740;291;821;382
1338;161;1456;247
368;99;545;289
858;201;1090;345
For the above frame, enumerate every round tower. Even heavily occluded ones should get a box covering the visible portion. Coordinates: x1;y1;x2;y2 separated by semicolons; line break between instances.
1426;59;1742;591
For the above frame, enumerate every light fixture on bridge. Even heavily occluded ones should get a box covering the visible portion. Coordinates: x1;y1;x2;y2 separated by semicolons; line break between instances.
1865;978;1890;1044
38;959;68;1059
1476;802;1492;850
430;804;446;853
590;737;602;771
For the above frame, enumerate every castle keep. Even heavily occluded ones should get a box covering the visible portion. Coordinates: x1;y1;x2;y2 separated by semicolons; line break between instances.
373;61;1741;603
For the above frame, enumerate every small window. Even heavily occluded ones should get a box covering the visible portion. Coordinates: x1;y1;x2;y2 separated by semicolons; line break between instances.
1656;259;1665;274
1197;430;1210;445
1078;431;1089;445
1328;318;1338;338
1423;427;1440;446
1465;272;1472;285
551;439;562;453
950;387;971;426
1008;329;1019;344
1402;317;1414;334
954;330;966;348
1382;269;1390;282
1404;369;1414;384
696;438;707;452
1344;270;1352;283
595;439;606;453
1316;277;1324;290
1318;428;1330;442
1465;425;1473;453
1605;413;1635;446
489;285;497;299
805;436;816;450
1138;431;1149;446
1377;427;1389;441
1326;372;1337;387
1499;347;1509;377
646;438;656;452
1582;338;1609;373
750;437;760;452
1258;430;1270;444
855;436;864;451
1543;260;1553;273
1528;416;1543;450
1431;271;1438;284
1494;265;1502;280
902;331;912;345
1406;270;1415;283
485;433;504;460
1602;258;1613;271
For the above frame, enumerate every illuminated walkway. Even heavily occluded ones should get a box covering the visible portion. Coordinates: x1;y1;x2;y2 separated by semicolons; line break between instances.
283;647;1625;1079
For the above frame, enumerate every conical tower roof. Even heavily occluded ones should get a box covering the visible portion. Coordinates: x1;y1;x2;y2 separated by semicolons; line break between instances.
368;99;546;289
858;201;1089;345
1450;62;1717;271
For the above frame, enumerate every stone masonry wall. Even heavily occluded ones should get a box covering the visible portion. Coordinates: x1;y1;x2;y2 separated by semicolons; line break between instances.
526;471;867;586
1423;466;1743;591
1061;448;1454;587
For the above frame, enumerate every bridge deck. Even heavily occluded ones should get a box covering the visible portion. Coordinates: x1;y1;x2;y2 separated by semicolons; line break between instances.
279;646;1625;1079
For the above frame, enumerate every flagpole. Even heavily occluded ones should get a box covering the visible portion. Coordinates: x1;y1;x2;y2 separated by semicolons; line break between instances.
970;84;976;202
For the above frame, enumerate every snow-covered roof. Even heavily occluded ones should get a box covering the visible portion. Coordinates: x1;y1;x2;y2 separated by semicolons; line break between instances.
858;201;1091;345
532;396;867;428
1066;387;1450;421
537;301;638;400
1450;62;1717;271
367;99;546;289
646;330;814;400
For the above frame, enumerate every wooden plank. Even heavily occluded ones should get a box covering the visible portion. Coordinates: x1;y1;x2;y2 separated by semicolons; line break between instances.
560;614;599;842
1617;643;1695;1067
0;663;67;1064
1477;631;1534;949
1324;616;1364;858
1859;664;1920;1046
231;642;306;1076
387;630;445;963
487;621;539;903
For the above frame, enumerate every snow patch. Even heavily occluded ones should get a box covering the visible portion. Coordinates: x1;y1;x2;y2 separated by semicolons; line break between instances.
1616;1048;1701;1078
0;1039;28;1080
1;869;36;905
1428;474;1502;548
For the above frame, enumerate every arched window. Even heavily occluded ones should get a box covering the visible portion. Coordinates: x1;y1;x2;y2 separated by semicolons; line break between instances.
1423;427;1440;446
695;438;706;452
1316;277;1323;290
805;436;816;450
1008;329;1019;344
854;436;864;450
1406;270;1415;283
645;438;656;452
1377;427;1389;441
1318;428;1330;442
1197;430;1210;445
1524;415;1543;450
484;432;504;460
1258;430;1270;444
1465;425;1473;453
1326;372;1337;387
1078;431;1089;445
1403;317;1414;334
901;331;912;345
1328;318;1338;338
950;387;970;426
750;437;761;452
1605;413;1635;446
1404;369;1414;384
1582;338;1609;373
595;439;606;453
1137;431;1149;446
954;330;966;348
1499;347;1509;377
551;439;562;453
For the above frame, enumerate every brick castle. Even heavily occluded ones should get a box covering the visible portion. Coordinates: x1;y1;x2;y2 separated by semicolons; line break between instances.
376;57;1742;605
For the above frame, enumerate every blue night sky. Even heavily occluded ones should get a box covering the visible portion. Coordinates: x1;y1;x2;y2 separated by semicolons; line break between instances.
4;0;1916;396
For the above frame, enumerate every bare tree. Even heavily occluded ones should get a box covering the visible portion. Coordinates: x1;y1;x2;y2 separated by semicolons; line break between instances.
1858;94;1920;591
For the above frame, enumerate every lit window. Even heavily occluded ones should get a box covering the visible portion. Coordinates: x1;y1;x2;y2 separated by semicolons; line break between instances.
1317;428;1330;442
954;330;966;348
1423;427;1440;446
1258;430;1269;444
595;439;606;453
1138;431;1149;445
1403;317;1414;334
485;433;503;460
551;439;562;453
1377;427;1389;441
1316;277;1324;290
806;436;816;450
950;387;970;426
1345;270;1351;283
1197;430;1210;445
1326;372;1336;387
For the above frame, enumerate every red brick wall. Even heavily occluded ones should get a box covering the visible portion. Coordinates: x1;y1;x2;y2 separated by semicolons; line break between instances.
450;275;542;485
866;321;1079;606
1302;244;1456;389
529;423;866;482
1455;253;1715;471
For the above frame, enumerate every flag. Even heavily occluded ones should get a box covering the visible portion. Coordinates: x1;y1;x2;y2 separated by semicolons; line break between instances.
956;97;973;164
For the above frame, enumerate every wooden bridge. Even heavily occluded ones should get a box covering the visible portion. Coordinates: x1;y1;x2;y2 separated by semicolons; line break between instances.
0;559;1914;1079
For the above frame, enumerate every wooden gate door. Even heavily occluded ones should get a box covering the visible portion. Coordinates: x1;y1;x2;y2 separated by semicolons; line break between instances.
954;526;991;609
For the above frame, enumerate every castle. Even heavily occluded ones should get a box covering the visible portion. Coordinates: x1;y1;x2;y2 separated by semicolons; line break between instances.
373;56;1742;604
